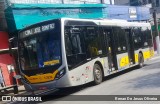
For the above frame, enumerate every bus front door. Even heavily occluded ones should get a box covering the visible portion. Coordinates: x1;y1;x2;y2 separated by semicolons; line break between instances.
125;29;135;65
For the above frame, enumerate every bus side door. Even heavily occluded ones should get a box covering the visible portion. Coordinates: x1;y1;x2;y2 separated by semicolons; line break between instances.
125;29;135;64
102;27;118;72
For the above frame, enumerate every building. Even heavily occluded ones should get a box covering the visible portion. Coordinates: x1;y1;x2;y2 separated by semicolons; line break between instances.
0;0;7;31
114;0;130;5
114;0;152;6
106;5;150;21
114;0;160;20
0;32;16;87
4;0;150;37
0;0;17;87
7;0;115;4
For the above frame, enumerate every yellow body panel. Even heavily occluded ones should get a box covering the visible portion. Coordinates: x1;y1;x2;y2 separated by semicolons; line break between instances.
135;50;154;63
120;56;129;67
120;49;154;68
135;54;139;63
24;70;58;84
143;51;150;59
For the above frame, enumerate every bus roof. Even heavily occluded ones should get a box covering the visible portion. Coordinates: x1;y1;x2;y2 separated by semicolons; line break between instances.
61;18;151;27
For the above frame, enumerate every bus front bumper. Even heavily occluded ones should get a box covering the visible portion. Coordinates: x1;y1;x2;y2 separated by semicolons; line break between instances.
21;79;58;92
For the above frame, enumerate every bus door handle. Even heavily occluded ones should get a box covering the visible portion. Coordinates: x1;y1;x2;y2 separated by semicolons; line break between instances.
87;58;91;61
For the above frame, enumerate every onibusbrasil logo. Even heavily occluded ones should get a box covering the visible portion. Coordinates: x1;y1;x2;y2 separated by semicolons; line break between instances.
2;96;42;102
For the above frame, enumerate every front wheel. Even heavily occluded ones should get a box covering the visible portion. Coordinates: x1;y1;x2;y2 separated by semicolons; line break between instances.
138;53;144;68
93;64;103;85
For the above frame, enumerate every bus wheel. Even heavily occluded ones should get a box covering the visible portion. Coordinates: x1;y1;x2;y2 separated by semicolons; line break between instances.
93;64;103;85
138;53;144;68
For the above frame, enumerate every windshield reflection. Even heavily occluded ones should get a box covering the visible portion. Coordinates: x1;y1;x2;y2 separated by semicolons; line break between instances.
19;30;61;70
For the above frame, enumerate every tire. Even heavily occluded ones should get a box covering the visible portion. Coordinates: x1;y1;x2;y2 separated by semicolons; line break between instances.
138;53;144;68
93;64;103;85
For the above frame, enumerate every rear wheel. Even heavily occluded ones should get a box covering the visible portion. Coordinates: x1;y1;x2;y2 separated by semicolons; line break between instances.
93;64;103;85
138;53;144;68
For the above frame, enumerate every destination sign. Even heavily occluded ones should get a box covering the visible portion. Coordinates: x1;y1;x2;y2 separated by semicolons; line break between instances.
20;23;55;38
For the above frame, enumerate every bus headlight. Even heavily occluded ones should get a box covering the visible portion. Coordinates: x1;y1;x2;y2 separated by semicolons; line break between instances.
55;67;66;80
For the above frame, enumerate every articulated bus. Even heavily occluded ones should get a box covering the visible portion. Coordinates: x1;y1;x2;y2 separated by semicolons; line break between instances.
18;18;154;91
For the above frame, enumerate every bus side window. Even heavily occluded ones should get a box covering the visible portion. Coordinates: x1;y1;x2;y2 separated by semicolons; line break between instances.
65;26;86;69
141;27;149;47
85;26;100;58
147;28;153;47
132;27;142;50
65;27;76;68
65;30;72;55
113;27;127;54
19;41;30;70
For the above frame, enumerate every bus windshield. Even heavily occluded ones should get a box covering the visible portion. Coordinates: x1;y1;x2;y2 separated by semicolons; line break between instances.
19;30;61;70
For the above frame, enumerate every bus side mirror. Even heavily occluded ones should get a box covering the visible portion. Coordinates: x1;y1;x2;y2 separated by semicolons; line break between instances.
9;37;17;55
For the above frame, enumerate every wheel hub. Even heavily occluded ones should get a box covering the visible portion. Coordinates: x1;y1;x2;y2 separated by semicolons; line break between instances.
95;69;101;79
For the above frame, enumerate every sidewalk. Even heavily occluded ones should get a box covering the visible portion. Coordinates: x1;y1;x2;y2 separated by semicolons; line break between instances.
150;51;160;60
15;85;27;95
0;85;26;96
1;85;58;96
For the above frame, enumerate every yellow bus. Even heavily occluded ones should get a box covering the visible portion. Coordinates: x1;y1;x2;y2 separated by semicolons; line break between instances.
17;18;154;91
